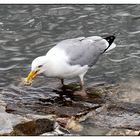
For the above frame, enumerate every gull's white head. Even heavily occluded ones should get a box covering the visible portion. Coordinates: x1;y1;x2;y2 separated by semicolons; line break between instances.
31;56;47;73
25;56;47;83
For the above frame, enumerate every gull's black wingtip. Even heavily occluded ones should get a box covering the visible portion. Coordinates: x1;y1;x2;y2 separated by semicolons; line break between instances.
104;35;116;46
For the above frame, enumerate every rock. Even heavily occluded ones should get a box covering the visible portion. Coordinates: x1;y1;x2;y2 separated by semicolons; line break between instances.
0;98;30;135
106;128;140;136
0;112;30;135
42;122;71;136
82;105;140;130
25;114;56;121
1;82;140;135
11;118;54;136
79;125;109;136
65;117;83;132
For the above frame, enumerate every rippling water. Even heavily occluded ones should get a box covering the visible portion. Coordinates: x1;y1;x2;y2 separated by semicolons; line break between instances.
0;5;140;115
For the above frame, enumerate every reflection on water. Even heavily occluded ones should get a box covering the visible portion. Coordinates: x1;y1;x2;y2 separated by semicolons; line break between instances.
0;5;140;133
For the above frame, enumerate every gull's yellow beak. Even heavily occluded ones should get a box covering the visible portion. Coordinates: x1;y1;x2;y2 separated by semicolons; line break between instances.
24;70;38;85
26;71;38;81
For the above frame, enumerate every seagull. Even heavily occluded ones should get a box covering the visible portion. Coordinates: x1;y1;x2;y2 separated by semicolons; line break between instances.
24;35;116;96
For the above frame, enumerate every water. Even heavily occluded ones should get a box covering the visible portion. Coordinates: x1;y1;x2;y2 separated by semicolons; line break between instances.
0;5;140;135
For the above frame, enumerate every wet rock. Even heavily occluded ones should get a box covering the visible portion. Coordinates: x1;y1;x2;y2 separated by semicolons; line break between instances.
0;111;71;136
11;118;54;136
0;103;30;135
25;114;56;120
0;98;57;136
0;98;30;135
65;117;83;132
0;113;29;135
106;128;140;136
116;80;140;104
56;117;83;132
42;122;71;136
1;82;140;135
52;83;140;135
79;103;140;132
79;125;109;136
0;84;113;136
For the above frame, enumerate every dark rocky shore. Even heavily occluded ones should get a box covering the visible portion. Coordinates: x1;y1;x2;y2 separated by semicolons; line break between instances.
0;81;140;136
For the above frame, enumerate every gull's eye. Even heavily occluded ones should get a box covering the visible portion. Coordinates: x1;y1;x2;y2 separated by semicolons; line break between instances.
38;65;43;68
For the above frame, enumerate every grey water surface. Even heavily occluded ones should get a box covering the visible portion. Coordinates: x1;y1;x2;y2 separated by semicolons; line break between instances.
0;5;140;135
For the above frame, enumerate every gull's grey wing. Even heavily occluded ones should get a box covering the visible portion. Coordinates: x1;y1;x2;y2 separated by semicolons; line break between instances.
55;36;108;67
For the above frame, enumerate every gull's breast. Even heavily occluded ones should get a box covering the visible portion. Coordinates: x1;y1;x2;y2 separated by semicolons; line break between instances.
44;47;89;78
